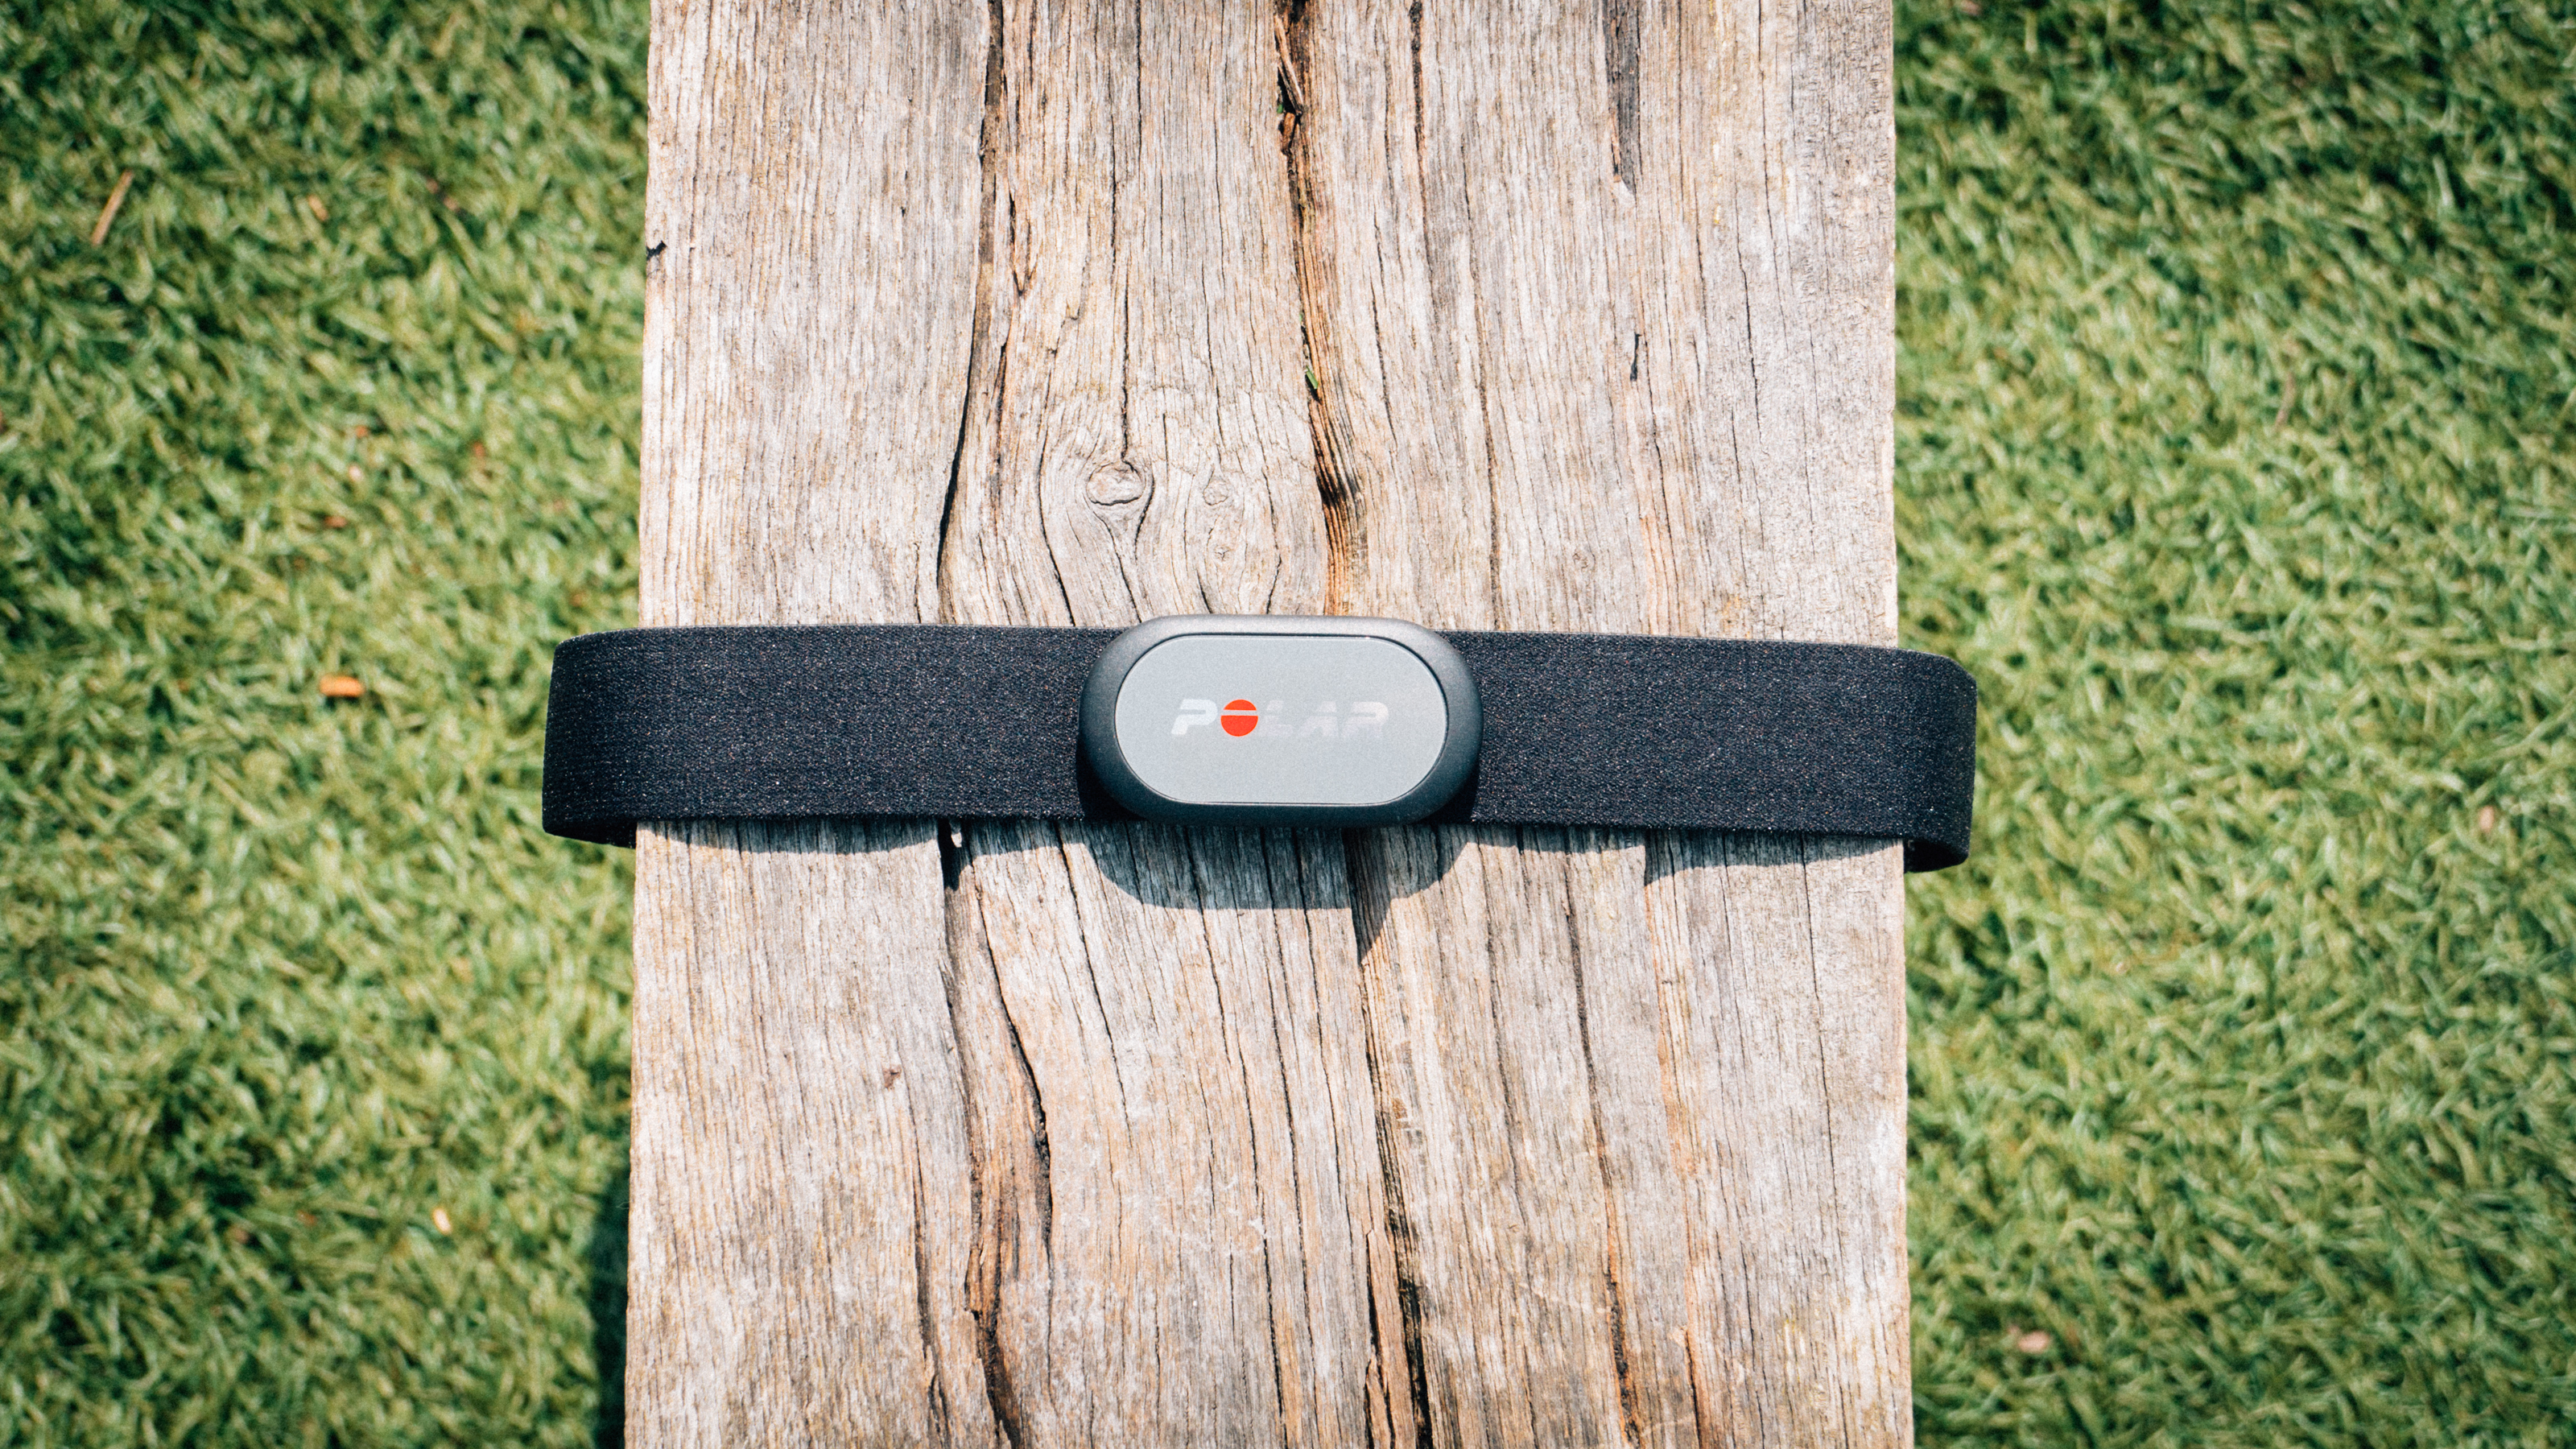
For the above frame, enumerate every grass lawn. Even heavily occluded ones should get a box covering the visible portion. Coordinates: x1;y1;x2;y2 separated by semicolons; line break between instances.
5;1;2572;1444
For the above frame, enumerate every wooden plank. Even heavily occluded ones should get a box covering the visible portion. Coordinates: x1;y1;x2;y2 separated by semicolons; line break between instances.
1289;2;1909;1440
629;2;992;1441
630;0;1905;1442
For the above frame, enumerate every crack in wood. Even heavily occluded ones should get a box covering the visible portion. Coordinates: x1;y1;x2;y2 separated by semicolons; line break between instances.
1345;829;1436;1449
1275;0;1363;617
1567;850;1649;1449
956;873;1041;1449
1601;0;1643;186
938;0;1012;622
910;1152;956;1438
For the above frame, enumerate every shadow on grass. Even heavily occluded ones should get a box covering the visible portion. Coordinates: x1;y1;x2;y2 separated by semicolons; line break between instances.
589;1166;628;1449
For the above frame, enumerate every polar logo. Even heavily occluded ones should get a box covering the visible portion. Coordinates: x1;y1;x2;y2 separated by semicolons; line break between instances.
1173;699;1391;739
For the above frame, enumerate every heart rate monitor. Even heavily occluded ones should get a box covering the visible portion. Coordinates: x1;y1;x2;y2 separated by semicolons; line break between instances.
540;614;1979;870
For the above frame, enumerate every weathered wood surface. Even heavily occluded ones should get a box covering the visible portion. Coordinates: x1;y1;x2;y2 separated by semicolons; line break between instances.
629;0;1905;1443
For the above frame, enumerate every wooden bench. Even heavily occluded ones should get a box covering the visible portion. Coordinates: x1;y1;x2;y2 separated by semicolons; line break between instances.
627;2;1908;1442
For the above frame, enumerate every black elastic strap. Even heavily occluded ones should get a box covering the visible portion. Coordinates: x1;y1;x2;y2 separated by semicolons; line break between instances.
542;625;1977;871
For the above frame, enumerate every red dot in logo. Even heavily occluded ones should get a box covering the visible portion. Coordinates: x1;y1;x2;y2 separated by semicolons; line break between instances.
1220;699;1259;737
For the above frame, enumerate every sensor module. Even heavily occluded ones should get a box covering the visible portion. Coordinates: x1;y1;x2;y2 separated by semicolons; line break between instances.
1080;615;1481;825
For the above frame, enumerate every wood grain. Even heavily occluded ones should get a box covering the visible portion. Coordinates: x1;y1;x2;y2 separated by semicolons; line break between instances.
632;2;991;1440
632;0;1905;1442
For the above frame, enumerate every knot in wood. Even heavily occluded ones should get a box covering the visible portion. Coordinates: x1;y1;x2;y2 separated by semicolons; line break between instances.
1086;461;1151;509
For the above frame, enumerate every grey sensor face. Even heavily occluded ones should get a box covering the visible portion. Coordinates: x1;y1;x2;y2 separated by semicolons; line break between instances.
1081;616;1481;826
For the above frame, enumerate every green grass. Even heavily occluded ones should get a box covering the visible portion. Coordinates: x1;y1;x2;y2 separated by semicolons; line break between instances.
1897;2;2576;1441
2;5;642;1443
3;1;2572;1444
